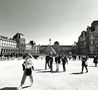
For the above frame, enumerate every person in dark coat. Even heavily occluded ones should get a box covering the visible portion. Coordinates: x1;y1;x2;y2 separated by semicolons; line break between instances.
81;55;88;73
93;55;98;67
61;55;68;72
45;55;50;69
55;54;61;72
49;55;53;72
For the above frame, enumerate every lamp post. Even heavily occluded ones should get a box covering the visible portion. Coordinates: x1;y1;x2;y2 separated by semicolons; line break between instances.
49;38;51;45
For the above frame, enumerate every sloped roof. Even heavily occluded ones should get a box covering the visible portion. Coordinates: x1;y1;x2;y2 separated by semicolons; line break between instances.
41;45;56;55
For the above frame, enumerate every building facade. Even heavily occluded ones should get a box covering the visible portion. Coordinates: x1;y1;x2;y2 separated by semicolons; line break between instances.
77;20;98;55
0;34;40;57
0;36;17;56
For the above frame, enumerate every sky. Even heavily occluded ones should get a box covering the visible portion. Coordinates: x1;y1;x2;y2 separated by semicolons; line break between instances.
0;0;98;45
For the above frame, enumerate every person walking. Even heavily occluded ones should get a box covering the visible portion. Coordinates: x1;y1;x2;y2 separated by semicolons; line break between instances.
61;55;68;72
55;54;61;72
18;53;34;90
49;54;53;72
81;55;88;74
93;55;98;67
45;55;50;70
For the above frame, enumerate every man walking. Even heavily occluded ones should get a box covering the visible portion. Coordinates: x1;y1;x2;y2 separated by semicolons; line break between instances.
55;54;61;72
45;55;50;69
49;54;53;72
61;55;68;72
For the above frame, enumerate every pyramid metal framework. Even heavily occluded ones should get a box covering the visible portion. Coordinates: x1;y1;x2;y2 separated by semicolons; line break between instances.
41;45;57;55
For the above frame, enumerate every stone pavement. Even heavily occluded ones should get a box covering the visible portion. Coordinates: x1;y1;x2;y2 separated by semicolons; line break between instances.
0;58;98;90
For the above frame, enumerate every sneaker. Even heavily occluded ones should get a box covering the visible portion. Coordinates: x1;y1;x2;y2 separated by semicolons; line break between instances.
86;70;88;73
17;86;22;90
81;72;83;74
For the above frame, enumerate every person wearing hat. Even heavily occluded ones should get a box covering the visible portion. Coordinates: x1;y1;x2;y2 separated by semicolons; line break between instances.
81;55;88;73
18;53;34;90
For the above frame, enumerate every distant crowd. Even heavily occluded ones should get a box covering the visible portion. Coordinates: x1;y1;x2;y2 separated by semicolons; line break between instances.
44;54;98;73
45;54;68;72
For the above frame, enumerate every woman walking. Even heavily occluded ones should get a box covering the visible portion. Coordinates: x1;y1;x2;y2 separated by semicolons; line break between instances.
18;53;34;90
81;55;88;74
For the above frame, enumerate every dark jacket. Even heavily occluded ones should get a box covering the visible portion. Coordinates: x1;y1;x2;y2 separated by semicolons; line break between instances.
45;55;50;63
55;56;61;63
61;56;68;63
81;56;87;66
93;56;98;63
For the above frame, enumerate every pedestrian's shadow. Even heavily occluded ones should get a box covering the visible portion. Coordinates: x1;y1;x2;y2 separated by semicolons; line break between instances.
37;70;50;73
34;69;46;71
22;85;31;89
52;71;63;73
71;72;82;75
0;87;17;90
89;66;96;67
37;70;63;73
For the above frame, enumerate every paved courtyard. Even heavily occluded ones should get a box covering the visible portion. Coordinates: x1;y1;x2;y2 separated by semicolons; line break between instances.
0;57;98;90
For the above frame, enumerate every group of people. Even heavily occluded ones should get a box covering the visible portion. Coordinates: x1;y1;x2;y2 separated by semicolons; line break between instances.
45;54;68;72
17;53;98;90
45;54;90;74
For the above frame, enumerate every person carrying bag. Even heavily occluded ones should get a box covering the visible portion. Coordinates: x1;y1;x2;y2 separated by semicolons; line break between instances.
18;53;34;90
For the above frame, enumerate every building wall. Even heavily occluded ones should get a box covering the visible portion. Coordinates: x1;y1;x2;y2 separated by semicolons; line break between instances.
77;20;98;55
0;36;17;56
0;35;40;57
77;31;87;54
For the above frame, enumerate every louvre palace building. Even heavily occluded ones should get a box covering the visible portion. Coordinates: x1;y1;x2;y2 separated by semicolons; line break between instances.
77;20;98;56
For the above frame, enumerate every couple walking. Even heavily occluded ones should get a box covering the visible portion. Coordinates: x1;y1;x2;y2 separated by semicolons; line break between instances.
55;54;68;72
